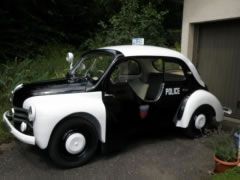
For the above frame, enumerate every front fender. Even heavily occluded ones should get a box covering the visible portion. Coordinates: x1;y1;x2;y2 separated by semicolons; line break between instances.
23;91;106;149
176;90;224;128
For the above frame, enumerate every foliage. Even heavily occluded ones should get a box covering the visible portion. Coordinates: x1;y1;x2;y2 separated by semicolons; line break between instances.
212;166;240;180
0;0;183;60
0;0;121;61
84;0;168;49
209;129;238;162
174;42;181;52
0;44;79;143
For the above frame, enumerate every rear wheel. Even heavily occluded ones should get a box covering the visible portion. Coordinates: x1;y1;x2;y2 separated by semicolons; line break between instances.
48;117;98;168
184;107;214;138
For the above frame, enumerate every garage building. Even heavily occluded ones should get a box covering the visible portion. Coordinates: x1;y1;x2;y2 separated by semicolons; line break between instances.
181;0;240;120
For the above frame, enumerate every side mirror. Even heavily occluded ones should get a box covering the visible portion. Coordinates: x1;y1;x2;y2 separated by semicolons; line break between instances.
66;52;74;70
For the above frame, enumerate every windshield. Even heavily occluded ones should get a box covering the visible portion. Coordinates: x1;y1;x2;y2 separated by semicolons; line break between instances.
72;51;114;86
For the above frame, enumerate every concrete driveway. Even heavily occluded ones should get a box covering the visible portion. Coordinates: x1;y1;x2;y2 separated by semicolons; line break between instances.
0;128;214;180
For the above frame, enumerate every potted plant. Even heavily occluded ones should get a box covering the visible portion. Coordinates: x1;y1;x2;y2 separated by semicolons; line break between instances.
233;128;240;163
212;131;239;173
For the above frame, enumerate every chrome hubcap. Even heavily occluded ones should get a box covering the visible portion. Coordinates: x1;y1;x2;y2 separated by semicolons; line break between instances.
65;133;86;154
194;114;206;129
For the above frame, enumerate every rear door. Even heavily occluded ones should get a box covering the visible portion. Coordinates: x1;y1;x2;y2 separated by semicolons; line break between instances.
150;58;190;121
163;59;190;109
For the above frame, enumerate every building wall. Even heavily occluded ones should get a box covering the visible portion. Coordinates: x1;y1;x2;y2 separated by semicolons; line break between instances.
181;0;240;60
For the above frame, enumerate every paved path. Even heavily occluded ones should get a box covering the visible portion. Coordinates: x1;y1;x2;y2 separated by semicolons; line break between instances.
0;130;214;180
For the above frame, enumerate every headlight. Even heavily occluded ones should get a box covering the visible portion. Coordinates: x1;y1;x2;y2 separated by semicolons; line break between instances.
28;106;36;121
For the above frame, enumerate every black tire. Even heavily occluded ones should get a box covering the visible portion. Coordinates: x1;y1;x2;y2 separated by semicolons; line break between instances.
184;107;213;138
48;116;98;168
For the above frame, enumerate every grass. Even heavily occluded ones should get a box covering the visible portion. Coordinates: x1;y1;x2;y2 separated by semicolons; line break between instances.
212;166;240;180
0;44;79;144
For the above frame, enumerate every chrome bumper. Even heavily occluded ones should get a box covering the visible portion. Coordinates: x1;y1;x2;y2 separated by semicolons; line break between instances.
2;111;35;145
223;106;232;115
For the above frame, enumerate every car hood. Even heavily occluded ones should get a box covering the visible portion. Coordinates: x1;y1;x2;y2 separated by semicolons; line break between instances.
12;78;88;107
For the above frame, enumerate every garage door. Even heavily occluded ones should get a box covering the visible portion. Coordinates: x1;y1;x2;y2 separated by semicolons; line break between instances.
194;20;240;119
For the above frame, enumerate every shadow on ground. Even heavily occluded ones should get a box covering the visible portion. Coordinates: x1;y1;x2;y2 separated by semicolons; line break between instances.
0;124;217;180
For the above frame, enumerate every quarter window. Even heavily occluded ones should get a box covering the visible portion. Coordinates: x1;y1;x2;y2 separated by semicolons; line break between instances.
153;58;186;81
152;59;163;72
164;61;185;81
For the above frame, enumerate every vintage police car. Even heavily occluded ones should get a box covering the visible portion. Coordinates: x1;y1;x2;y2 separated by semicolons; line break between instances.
3;45;225;167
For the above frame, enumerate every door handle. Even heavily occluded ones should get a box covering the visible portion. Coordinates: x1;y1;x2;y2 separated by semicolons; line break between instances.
104;93;115;98
182;88;189;92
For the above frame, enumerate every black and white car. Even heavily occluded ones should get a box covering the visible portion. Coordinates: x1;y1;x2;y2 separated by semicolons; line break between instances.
3;45;225;167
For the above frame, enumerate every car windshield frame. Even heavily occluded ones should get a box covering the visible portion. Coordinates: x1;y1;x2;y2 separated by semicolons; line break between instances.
70;49;117;75
69;49;120;90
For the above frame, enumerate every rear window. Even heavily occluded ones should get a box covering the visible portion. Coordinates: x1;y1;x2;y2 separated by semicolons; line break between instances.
153;58;186;81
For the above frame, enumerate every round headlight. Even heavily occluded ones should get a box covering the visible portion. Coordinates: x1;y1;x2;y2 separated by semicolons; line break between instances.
28;106;36;121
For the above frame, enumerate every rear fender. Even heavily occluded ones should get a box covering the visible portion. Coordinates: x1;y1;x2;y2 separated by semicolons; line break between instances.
175;90;224;128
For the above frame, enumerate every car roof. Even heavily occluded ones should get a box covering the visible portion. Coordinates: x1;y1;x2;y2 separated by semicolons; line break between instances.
100;45;185;59
99;45;205;87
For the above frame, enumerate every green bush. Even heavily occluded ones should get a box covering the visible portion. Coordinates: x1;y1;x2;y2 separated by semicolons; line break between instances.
0;44;79;143
209;130;238;162
84;0;168;49
215;140;237;162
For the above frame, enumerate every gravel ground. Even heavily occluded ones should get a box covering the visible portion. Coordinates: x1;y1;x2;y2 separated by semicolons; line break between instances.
0;127;215;180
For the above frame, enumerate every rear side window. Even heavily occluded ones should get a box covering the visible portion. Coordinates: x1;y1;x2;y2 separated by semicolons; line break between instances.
153;58;186;81
165;61;185;81
152;59;163;72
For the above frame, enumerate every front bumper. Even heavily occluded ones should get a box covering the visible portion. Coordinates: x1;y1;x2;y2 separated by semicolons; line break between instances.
3;111;35;145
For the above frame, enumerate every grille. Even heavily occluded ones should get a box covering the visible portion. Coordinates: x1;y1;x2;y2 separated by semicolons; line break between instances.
13;107;33;135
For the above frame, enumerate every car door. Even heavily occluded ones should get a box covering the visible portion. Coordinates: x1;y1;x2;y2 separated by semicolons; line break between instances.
145;57;190;124
102;59;142;133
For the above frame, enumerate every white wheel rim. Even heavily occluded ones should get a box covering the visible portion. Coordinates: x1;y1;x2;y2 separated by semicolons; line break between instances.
65;133;86;154
194;114;206;129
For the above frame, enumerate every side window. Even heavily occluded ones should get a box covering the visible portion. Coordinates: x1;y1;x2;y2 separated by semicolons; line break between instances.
164;61;185;81
152;58;163;72
118;60;141;75
110;60;141;84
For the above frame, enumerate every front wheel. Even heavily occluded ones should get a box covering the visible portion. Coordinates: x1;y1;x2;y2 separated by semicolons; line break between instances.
184;107;214;138
48;117;98;168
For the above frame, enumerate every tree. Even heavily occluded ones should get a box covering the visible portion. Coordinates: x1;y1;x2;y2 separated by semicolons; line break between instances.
84;0;168;49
